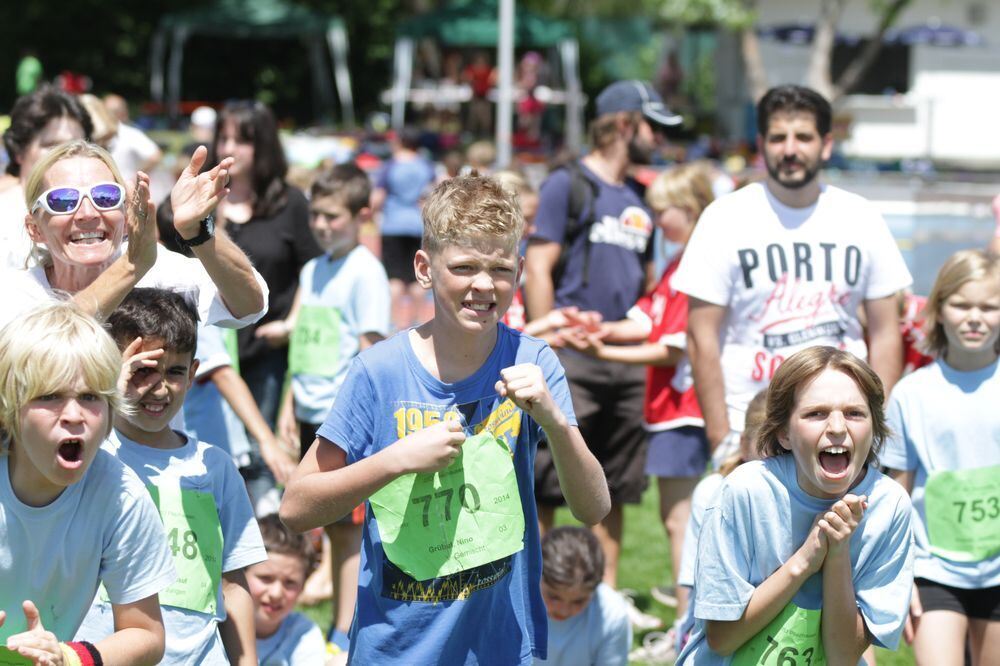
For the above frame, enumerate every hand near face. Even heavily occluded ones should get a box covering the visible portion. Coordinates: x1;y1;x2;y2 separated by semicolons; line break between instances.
495;363;563;430
171;146;233;239
818;493;867;559
125;171;157;274
118;336;165;403
3;600;63;665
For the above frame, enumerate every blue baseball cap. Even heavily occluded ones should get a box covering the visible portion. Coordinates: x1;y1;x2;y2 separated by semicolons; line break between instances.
595;80;682;127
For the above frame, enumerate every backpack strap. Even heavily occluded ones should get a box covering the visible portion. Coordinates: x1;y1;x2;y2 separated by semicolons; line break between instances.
552;161;600;287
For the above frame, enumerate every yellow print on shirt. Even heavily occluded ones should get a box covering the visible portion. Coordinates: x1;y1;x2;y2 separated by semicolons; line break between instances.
393;403;462;438
391;399;522;448
475;399;521;453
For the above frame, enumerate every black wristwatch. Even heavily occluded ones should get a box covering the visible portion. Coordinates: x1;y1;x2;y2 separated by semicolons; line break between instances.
177;213;216;249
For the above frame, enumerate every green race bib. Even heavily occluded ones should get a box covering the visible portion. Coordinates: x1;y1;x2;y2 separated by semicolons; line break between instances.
733;603;826;666
222;328;240;374
148;484;225;614
924;464;1000;562
369;430;525;581
288;305;341;376
0;648;31;665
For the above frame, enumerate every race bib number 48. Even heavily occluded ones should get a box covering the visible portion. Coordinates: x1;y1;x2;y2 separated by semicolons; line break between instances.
149;484;224;615
369;431;525;582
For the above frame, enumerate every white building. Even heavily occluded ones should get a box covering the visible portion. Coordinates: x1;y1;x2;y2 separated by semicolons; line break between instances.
716;0;1000;168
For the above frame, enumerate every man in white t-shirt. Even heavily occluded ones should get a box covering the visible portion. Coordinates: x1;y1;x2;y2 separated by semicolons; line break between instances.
671;85;912;457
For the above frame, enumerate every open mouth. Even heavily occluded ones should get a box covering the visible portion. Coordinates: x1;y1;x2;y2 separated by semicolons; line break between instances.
69;231;109;245
57;439;84;468
818;446;850;476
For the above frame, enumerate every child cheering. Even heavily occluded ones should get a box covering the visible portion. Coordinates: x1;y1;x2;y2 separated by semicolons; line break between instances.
677;346;914;665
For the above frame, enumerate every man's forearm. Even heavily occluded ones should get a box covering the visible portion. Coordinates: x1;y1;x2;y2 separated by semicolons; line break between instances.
192;230;265;319
867;327;903;396
689;333;730;447
523;271;554;322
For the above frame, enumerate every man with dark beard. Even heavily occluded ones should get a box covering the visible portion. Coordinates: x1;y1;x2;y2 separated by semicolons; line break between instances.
673;85;911;468
524;80;680;608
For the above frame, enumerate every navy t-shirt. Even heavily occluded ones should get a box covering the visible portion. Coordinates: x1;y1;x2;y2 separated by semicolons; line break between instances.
532;162;654;321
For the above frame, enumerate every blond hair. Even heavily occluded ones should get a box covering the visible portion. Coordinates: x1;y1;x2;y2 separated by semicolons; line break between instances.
756;346;889;466
24;139;127;268
77;95;119;147
0;302;123;445
466;141;496;171
646;162;715;219
923;249;1000;356
421;174;524;255
491;169;532;198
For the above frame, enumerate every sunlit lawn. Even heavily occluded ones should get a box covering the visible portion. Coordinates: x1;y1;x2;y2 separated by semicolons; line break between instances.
300;480;915;665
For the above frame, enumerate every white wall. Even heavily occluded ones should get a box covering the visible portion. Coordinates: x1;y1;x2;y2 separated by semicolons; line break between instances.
749;1;1000;167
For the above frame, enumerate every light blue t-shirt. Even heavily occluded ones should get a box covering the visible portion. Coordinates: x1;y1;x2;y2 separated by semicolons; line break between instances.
76;431;267;665
183;324;252;463
882;358;1000;589
677;456;914;665
292;245;391;423
317;324;576;665
256;611;327;665
0;450;175;643
676;472;726;651
534;583;631;666
376;157;436;237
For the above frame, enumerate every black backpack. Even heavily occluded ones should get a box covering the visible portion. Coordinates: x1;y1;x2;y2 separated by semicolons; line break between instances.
551;161;600;288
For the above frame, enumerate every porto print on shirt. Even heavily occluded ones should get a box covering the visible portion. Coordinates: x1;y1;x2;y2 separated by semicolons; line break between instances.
735;240;861;381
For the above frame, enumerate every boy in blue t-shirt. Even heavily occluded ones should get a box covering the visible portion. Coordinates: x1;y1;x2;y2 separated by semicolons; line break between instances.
249;515;328;665
280;174;611;665
76;288;267;665
259;162;391;646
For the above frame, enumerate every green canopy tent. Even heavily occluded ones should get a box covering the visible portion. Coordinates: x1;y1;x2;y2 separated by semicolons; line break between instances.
150;0;354;126
387;0;584;151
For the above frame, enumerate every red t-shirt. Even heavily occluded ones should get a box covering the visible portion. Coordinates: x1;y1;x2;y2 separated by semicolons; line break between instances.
632;255;703;430
900;293;934;375
502;288;526;331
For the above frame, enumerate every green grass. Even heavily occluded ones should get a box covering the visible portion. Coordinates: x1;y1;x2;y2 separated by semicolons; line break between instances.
298;481;916;664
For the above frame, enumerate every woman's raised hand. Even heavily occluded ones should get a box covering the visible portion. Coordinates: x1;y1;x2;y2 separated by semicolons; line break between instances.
126;171;157;273
171;146;234;240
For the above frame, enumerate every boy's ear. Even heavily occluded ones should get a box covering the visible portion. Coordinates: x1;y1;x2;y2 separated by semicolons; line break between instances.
357;206;372;223
187;359;200;387
414;249;433;289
